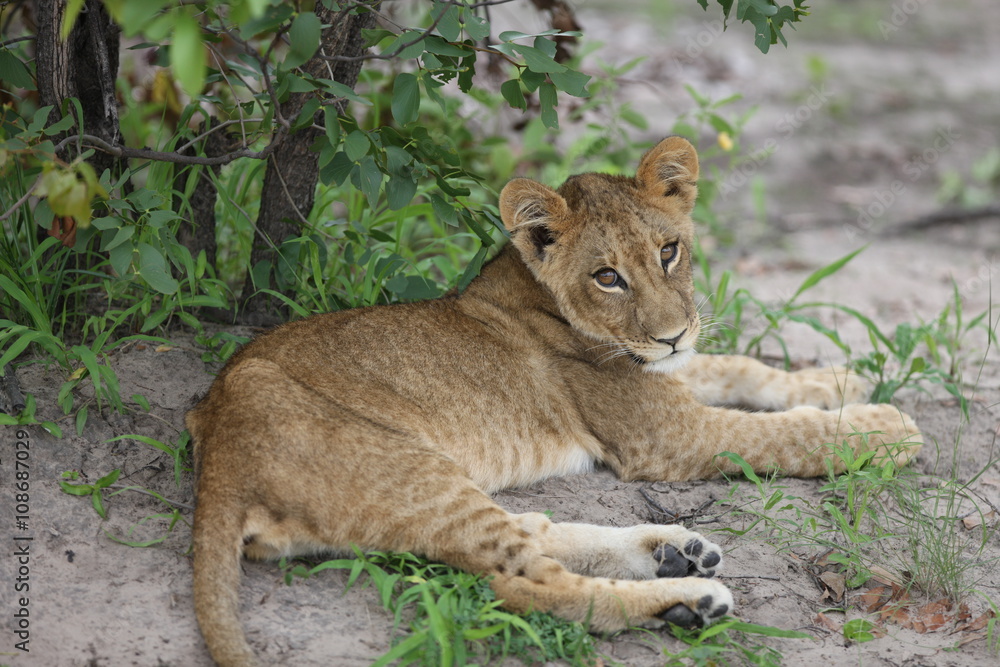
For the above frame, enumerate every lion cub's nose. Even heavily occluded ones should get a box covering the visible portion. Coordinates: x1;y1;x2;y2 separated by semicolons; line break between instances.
654;329;687;348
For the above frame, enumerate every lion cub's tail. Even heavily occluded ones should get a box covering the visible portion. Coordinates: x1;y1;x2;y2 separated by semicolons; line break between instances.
192;488;256;666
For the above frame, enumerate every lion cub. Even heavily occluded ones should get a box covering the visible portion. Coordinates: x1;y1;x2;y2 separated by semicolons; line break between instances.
187;137;921;666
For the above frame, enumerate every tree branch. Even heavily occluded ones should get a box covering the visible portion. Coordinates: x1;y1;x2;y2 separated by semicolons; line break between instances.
66;132;285;166
1;35;34;47
0;176;41;222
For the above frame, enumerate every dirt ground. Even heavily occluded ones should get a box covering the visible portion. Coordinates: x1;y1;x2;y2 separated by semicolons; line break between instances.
3;1;999;665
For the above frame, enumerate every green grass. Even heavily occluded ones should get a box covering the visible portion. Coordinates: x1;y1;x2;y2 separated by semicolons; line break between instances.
282;550;599;667
660;618;811;666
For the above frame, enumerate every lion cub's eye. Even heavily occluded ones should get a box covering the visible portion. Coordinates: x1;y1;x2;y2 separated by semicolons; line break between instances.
661;243;679;269
594;268;623;289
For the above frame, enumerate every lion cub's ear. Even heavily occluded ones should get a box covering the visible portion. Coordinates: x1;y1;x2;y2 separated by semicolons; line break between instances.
636;136;699;213
499;178;569;263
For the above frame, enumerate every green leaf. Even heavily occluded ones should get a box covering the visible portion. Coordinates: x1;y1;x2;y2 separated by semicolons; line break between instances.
42;421;63;438
790;246;866;303
432;2;462;42
75;405;88;436
241;2;294;37
548;69;591;98
138;243;179;295
391;72;420;125
361;28;397;48
0;49;35;90
498;29;569;42
320;151;354;186
319;79;373;106
430;194;458;226
383;31;427;60
60;481;94;497
457;247;488;291
357;156;383;208
96;469;121;489
724;620;811;639
619;106;648;130
91;486;109;517
538;81;559;129
463;13;490;41
132;394;151;412
344;130;370;162
500;79;526;110
109;242;134;278
323;106;341;146
843;618;876;643
386;174;417;211
0;330;48;370
71;345;102;399
386;274;440;300
715;451;763;485
60;0;86;40
384;146;412;172
171;12;206;98
512;44;566;74
422;35;468;57
532;36;558;58
457;54;476;93
520;69;546;93
285;11;322;69
291;96;321;132
739;0;779;19
101;226;134;252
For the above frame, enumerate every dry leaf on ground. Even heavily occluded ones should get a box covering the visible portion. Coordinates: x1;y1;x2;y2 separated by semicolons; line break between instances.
952;609;993;633
814;612;842;633
962;510;997;530
859;586;891;613
818;571;846;601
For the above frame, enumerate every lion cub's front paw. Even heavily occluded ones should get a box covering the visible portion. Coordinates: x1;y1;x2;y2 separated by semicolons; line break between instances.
838;403;922;467
653;534;723;579
789;366;868;409
656;578;734;629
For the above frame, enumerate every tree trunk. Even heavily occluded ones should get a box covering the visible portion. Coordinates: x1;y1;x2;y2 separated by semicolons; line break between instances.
35;0;122;175
239;2;381;324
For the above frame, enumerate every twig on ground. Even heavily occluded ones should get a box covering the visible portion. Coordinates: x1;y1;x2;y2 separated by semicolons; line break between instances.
885;205;1000;234
640;487;720;524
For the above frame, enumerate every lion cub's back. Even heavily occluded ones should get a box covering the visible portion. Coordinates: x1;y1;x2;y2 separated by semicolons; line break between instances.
206;299;601;490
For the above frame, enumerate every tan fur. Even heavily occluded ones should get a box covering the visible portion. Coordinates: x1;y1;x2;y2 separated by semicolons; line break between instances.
186;137;921;666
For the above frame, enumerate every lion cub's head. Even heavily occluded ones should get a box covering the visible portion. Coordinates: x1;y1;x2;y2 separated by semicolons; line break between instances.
499;136;700;373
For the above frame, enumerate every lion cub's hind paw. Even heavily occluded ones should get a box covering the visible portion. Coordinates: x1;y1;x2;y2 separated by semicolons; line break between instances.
658;580;734;629
653;535;722;579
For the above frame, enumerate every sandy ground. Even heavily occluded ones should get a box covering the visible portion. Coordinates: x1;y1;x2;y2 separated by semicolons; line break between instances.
2;1;999;665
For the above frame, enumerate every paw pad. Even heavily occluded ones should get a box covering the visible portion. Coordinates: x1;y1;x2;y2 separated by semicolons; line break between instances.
701;551;720;569
654;534;723;579
660;603;701;629
653;545;694;578
658;582;733;629
683;538;703;558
